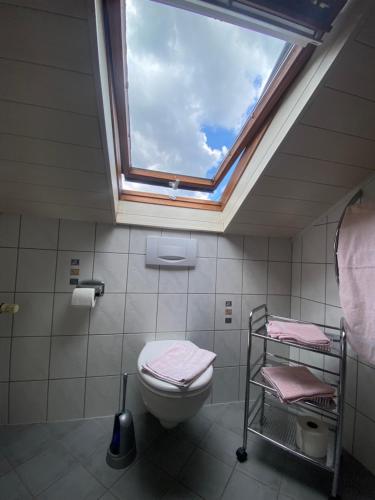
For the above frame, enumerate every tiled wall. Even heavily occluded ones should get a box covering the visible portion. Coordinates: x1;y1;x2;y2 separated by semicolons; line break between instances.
0;214;291;425
291;179;375;475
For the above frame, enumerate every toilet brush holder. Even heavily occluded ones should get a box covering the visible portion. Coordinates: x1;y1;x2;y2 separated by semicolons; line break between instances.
106;373;137;469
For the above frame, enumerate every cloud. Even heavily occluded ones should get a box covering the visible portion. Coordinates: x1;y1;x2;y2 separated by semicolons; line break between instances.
126;0;286;179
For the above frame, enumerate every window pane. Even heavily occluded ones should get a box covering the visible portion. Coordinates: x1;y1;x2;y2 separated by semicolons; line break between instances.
126;0;288;179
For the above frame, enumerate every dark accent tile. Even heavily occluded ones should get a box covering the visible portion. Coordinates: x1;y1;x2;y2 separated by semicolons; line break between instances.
0;470;32;500
222;470;278;500
110;458;174;500
36;463;105;500
16;440;76;495
179;448;232;500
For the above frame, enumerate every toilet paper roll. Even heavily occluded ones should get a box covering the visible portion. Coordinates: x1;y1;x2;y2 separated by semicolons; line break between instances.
296;416;329;459
71;287;96;308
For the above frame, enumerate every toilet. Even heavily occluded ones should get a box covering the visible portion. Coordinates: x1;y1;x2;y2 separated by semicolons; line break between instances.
137;340;213;429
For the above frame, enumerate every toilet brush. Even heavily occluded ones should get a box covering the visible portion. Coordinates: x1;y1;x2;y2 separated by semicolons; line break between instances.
106;373;137;469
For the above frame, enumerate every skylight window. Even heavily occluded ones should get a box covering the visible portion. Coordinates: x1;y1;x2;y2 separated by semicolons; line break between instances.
125;0;288;181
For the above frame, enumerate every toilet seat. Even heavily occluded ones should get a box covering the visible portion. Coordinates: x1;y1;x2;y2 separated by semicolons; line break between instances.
137;340;213;396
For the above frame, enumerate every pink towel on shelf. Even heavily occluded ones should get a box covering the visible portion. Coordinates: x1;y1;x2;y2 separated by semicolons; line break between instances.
267;320;330;349
261;365;335;404
338;203;375;365
142;341;216;387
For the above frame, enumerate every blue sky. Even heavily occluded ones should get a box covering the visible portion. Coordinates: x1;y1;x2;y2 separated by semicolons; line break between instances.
123;0;286;199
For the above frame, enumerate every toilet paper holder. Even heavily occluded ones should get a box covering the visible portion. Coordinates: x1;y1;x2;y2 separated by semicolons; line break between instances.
77;279;105;297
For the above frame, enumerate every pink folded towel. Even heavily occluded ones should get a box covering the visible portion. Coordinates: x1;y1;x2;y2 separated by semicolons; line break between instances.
142;341;216;387
261;365;335;404
267;320;330;350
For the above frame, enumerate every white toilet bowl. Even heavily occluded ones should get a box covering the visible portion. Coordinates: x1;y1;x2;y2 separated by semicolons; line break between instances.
137;340;213;429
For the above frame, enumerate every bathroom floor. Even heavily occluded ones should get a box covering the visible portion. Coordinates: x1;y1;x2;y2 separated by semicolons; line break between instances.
0;402;373;500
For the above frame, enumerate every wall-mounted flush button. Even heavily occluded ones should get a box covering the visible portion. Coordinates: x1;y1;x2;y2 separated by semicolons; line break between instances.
70;278;79;285
225;308;232;315
225;301;232;307
70;268;80;276
225;318;232;324
71;259;80;266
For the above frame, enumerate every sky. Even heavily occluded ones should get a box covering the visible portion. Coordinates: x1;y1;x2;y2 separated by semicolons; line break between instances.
123;0;287;199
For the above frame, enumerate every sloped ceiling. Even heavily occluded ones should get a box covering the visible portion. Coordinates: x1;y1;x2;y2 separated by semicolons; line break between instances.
0;0;115;223
226;5;375;236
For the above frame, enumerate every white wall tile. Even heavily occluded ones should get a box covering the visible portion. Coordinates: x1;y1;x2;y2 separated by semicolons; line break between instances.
9;381;47;424
212;366;239;403
0;293;14;336
0;213;20;247
290;297;301;320
267;295;290;317
89;294;125;334
47;378;85;421
302;224;326;263
187;294;215;331
87;334;123;376
52;293;90;335
243;236;268;261
129;227;161;254
93;252;128;293
20;216;58;249
58;220;95;251
16;249;56;293
96;224;129;253
345;356;358;408
269;238;291;262
291;262;301;297
127;254;159;293
186;331;214;351
357;362;375;421
268;262;291;295
159;268;188;294
49;336;87;379
326;223;337;264
0;382;8;424
292;235;302;263
10;337;50;381
301;263;325;302
242;260;267;295
85;376;120;418
325;264;340;306
241;295;267;329
124;294;157;333
216;259;242;294
188;258;216;294
342;403;355;453
214;331;241;367
13;293;53;336
157;294;187;332
353;413;375;475
218;235;243;259
300;299;325;324
240;331;263;366
122;333;155;374
215;294;241;330
124;374;146;415
0;338;10;381
0;248;17;291
193;232;218;257
55;250;93;293
155;332;185;341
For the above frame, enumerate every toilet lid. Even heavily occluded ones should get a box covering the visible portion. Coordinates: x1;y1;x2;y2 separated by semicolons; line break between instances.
137;340;213;394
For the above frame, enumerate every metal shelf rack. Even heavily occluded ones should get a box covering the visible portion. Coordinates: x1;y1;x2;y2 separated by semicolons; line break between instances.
236;304;347;499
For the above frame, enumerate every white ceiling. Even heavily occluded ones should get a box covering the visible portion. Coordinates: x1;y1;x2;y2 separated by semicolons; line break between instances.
227;4;375;236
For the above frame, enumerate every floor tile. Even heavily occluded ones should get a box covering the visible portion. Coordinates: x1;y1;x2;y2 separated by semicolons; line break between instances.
99;492;118;500
79;443;126;488
216;402;244;436
0;453;12;478
16;440;76;495
199;423;242;466
110;458;174;500
0;470;32;500
57;419;109;462
179;448;233;500
148;432;195;477
2;424;52;466
133;412;165;454
174;412;212;446
161;482;201;499
222;469;278;500
36;463;105;500
235;437;284;490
